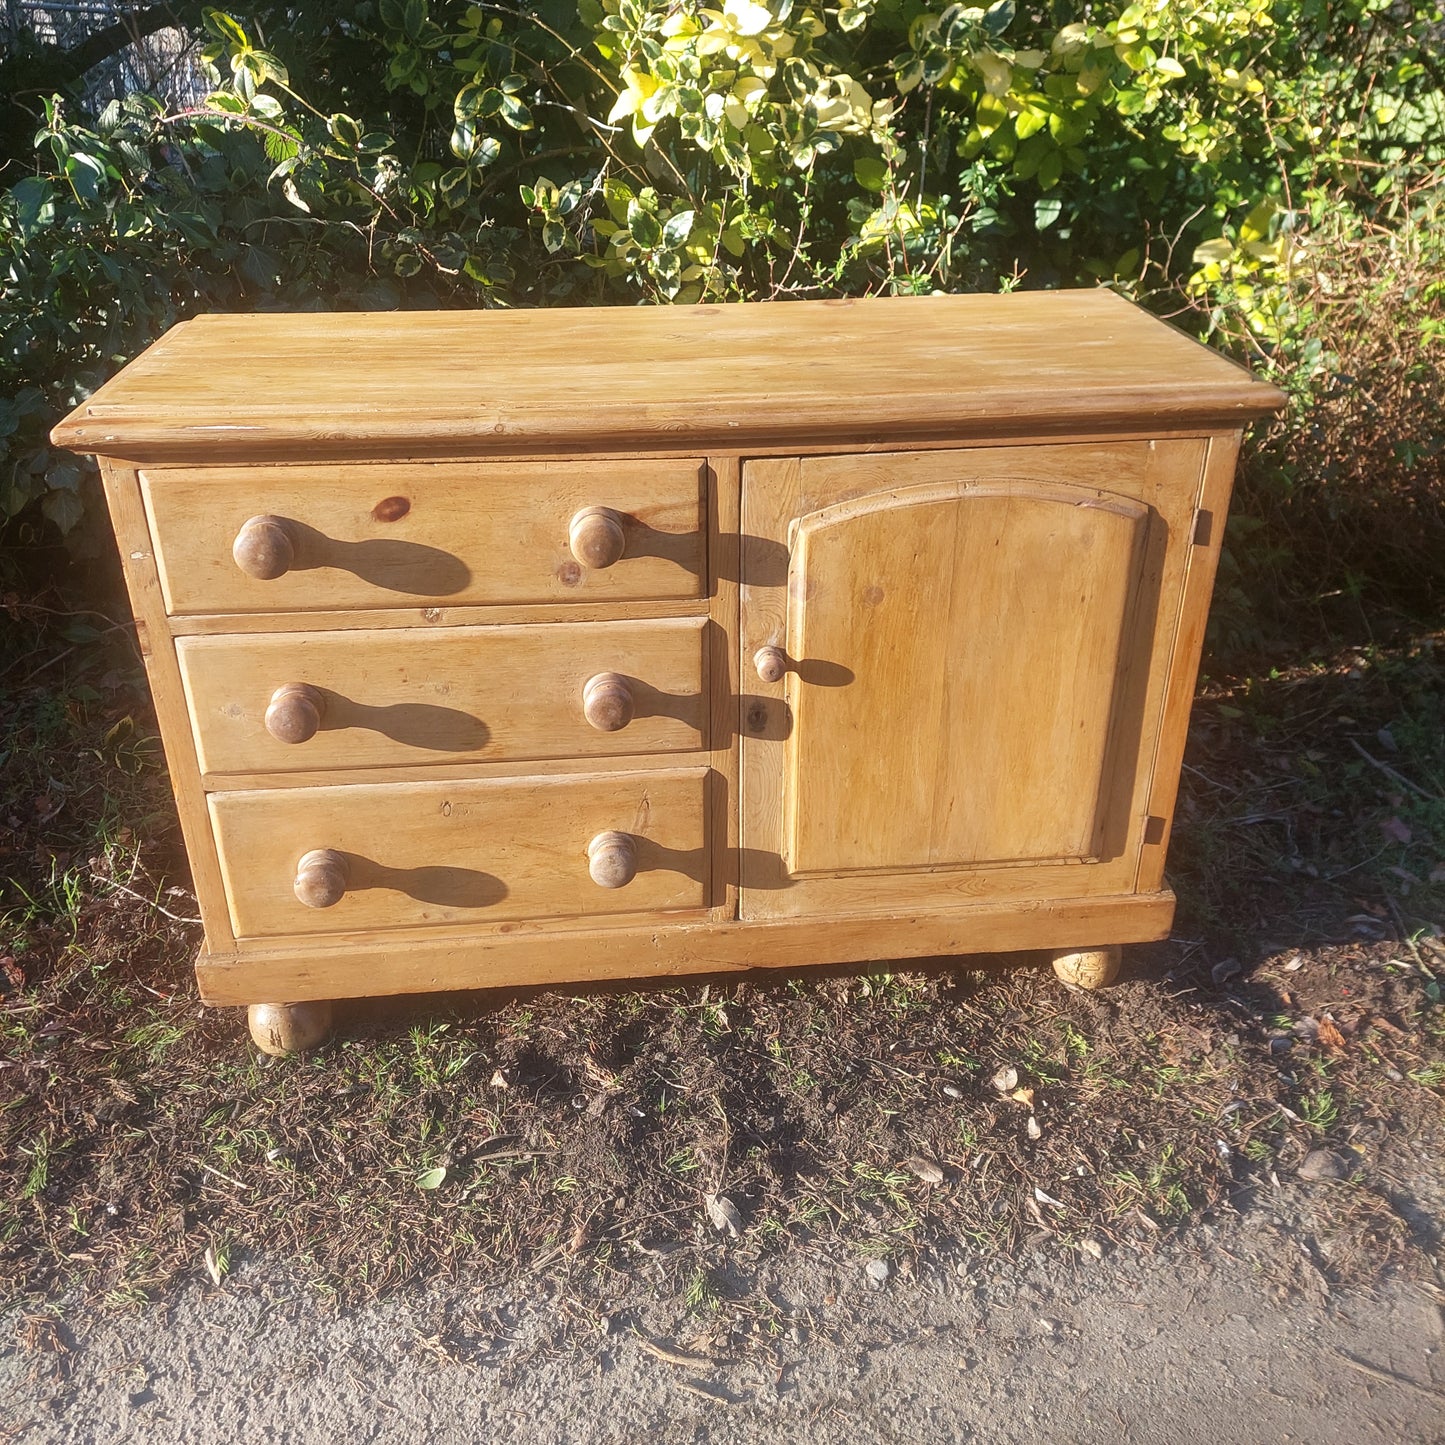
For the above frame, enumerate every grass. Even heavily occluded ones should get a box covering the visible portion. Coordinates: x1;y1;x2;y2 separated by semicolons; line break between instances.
1;547;1443;1315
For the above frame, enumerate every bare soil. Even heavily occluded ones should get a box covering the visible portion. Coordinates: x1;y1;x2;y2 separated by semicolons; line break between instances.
2;563;1444;1439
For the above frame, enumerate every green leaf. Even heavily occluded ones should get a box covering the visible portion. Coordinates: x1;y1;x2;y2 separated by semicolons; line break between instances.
416;1166;447;1189
64;153;106;203
455;83;504;122
499;93;533;131
1034;196;1063;229
42;488;84;534
983;0;1016;38
440;166;472;203
251;51;290;87
1036;147;1063;190
853;157;888;191
203;9;249;47
450;120;477;159
11;177;54;237
662;209;695;247
328;113;362;149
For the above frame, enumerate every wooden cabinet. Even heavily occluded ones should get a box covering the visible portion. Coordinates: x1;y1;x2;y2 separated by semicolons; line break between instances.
53;291;1282;1052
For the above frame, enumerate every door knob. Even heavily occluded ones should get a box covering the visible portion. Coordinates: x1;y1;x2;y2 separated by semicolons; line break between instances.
582;672;635;732
232;515;295;579
569;507;627;569
587;831;637;888
265;683;324;744
754;645;788;684
294;848;348;908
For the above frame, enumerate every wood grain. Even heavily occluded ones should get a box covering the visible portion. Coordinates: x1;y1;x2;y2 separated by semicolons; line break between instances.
785;478;1149;874
51;295;1284;1021
740;440;1207;921
1136;431;1244;892
208;767;709;939
94;461;238;948
176;617;706;775
193;888;1178;1004
141;458;705;614
53;292;1283;463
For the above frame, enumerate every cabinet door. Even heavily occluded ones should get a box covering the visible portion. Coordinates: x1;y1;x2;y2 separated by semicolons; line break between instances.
739;441;1207;920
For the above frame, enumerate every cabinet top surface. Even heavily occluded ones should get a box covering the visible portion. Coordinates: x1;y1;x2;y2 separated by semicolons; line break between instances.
54;289;1283;462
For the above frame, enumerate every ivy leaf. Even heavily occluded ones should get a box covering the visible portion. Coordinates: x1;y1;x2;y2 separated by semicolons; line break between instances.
42;488;85;534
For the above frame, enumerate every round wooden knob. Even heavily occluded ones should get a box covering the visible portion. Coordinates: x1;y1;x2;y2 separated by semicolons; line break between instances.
569;507;627;569
582;672;635;732
587;830;637;889
265;683;324;744
293;848;348;909
754;645;788;684
248;1000;334;1057
233;515;295;580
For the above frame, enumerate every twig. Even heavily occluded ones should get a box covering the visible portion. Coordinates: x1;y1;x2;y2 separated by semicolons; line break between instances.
90;871;202;924
1335;1350;1445;1399
676;1377;734;1404
638;1335;715;1368
1349;738;1443;803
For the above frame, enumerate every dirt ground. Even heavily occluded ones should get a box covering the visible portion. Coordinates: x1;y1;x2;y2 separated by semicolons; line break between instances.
3;556;1444;1440
6;1178;1444;1444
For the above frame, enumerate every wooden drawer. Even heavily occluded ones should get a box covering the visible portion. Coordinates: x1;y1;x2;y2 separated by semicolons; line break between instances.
208;767;709;939
177;617;707;777
141;459;705;615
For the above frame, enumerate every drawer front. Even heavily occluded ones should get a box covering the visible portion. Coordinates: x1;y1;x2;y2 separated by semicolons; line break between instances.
209;768;709;939
141;459;705;615
177;618;707;776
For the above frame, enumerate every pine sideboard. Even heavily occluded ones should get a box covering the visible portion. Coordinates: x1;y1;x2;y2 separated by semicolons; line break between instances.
52;291;1283;1053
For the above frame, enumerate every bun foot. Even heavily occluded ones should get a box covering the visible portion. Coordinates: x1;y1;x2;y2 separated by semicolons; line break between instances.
247;1000;334;1056
1050;947;1122;990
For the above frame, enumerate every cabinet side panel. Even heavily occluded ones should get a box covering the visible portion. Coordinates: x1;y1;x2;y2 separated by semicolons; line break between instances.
1136;432;1243;891
96;459;236;948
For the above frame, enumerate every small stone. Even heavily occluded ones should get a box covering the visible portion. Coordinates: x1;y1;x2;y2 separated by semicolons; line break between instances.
1079;1237;1105;1262
1027;1116;1042;1141
903;1156;945;1185
991;1065;1020;1093
1211;957;1242;986
1298;1149;1352;1183
942;1083;965;1100
865;1258;891;1287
